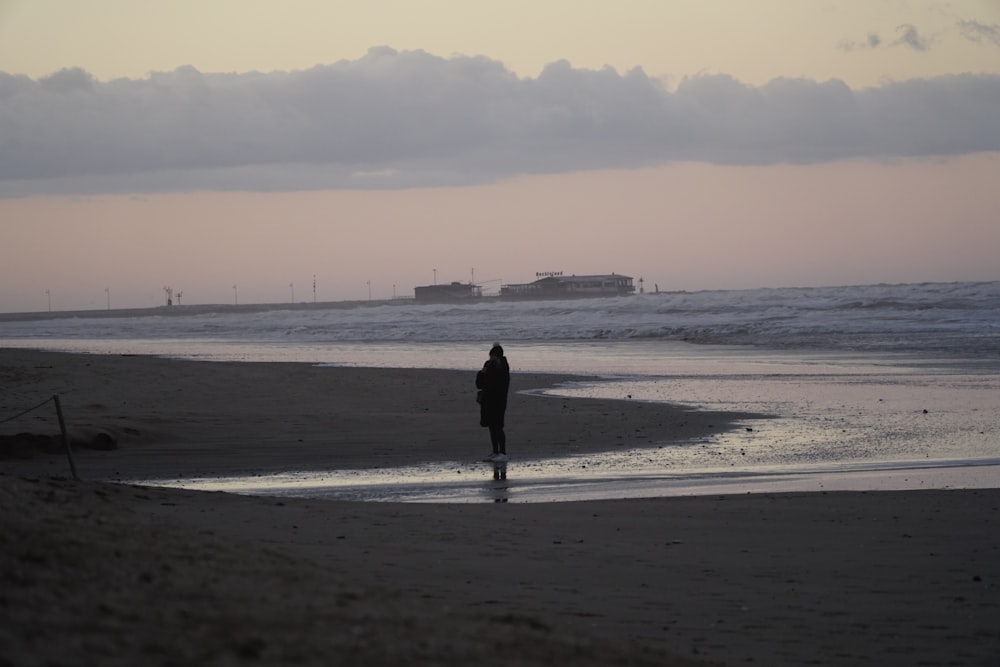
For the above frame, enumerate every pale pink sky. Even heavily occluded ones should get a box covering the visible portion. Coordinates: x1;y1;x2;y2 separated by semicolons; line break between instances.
3;155;997;311
1;1;999;311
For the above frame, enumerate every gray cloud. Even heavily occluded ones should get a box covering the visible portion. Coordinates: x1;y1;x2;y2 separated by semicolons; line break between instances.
893;24;933;51
1;47;999;196
958;20;1000;46
836;32;882;52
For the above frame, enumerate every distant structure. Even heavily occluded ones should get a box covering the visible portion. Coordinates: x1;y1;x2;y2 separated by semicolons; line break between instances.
412;273;637;302
414;281;483;302
500;273;636;299
163;286;173;306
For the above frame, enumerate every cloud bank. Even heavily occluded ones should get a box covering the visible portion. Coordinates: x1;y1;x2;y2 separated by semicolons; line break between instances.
2;47;999;196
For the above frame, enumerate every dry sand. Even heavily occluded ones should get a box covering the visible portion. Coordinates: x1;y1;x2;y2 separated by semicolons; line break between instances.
2;348;999;666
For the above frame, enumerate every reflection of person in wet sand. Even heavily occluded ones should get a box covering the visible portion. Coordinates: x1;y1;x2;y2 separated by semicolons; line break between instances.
476;343;510;462
489;461;509;503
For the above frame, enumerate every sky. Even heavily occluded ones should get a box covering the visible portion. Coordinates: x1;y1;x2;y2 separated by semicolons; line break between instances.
1;1;999;312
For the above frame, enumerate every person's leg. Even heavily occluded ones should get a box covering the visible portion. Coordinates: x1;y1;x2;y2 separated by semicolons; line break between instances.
489;426;500;454
495;426;506;455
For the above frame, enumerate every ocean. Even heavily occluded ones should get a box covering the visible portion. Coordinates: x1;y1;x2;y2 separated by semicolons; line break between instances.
2;280;999;502
3;280;998;356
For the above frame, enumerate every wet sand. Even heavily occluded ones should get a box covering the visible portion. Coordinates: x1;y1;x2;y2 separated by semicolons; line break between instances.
2;348;1000;665
0;348;754;480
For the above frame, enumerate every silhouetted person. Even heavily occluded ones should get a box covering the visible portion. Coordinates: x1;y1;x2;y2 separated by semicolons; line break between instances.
476;343;510;461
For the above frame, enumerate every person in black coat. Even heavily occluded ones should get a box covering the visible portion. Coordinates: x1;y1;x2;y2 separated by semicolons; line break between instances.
476;343;510;461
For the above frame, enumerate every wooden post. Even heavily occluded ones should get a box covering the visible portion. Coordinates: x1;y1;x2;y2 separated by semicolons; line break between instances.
52;395;79;481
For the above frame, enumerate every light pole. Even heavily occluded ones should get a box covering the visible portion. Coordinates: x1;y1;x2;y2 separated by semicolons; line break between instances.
433;268;437;285
46;289;51;312
105;287;110;310
233;284;238;305
366;280;371;301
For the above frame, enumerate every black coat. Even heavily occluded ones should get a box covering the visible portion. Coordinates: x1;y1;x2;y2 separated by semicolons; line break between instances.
476;356;510;428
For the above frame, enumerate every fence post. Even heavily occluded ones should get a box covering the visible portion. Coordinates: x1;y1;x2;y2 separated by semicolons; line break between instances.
52;395;79;481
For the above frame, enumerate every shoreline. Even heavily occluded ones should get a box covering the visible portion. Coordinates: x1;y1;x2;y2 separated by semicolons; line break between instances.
0;347;763;482
3;347;996;499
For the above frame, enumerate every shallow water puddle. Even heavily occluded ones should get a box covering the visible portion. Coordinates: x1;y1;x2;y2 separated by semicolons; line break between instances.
138;455;1000;503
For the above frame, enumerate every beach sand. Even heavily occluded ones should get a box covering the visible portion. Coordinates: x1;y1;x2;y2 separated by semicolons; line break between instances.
0;348;752;480
2;348;999;665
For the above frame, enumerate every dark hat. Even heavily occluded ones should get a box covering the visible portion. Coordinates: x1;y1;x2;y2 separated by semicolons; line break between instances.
489;343;504;357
